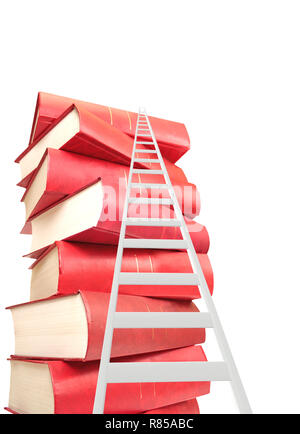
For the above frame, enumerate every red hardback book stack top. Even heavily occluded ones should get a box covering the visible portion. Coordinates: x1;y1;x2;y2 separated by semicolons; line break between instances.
17;104;142;187
26;92;190;163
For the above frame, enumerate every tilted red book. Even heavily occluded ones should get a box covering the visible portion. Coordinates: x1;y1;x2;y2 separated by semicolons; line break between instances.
16;104;153;187
7;346;208;414
21;148;200;226
30;241;213;301
26;92;190;163
8;291;206;361
26;179;210;259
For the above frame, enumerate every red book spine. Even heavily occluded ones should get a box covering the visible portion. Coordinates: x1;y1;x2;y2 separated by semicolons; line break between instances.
31;242;213;300
9;346;209;413
27;92;190;163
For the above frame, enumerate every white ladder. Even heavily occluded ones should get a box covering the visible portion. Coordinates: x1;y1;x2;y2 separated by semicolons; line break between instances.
93;109;252;414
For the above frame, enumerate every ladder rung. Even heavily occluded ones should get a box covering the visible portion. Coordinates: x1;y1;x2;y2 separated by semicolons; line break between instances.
130;183;168;189
114;312;213;328
136;141;155;144
134;158;160;163
125;218;180;227
119;272;200;285
106;362;230;383
135;149;157;153
123;239;188;249
128;198;173;205
132;169;164;174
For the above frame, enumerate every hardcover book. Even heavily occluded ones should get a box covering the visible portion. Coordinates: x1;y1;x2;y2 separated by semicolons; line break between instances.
7;346;208;414
16;105;142;187
8;291;206;361
27;92;190;163
26;179;210;259
30;241;213;301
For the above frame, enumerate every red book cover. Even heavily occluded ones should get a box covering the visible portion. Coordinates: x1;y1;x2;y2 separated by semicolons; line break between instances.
143;399;200;414
27;92;190;163
8;291;206;361
30;241;213;301
26;179;210;259
7;346;209;414
22;148;200;222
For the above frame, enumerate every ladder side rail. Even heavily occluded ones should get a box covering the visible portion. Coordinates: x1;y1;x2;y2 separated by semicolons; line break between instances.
92;114;142;414
144;112;252;414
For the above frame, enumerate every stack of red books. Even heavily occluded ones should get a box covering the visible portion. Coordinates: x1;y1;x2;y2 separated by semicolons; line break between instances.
6;93;213;414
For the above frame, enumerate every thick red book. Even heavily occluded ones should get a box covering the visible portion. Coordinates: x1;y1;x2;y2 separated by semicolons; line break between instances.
27;92;190;163
143;399;200;414
8;291;206;361
22;148;200;223
26;179;210;259
30;241;213;301
7;346;209;414
16;104;155;188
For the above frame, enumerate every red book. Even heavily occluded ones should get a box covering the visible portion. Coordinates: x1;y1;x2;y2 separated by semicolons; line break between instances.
8;291;206;361
21;148;200;224
26;179;210;259
27;92;190;163
30;241;213;302
16;104;153;188
143;399;200;414
7;346;209;414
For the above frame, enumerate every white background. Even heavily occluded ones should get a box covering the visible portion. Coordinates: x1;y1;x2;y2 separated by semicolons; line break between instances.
0;0;299;414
